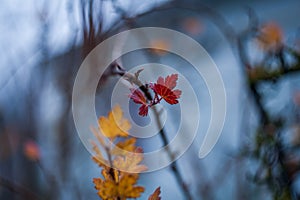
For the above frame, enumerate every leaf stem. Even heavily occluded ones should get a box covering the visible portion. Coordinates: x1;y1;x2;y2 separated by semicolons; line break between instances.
104;144;121;200
123;72;193;200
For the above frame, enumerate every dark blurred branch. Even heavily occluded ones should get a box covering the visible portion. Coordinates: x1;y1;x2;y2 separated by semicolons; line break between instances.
36;160;59;199
0;176;40;200
80;0;87;40
249;62;300;84
152;105;193;200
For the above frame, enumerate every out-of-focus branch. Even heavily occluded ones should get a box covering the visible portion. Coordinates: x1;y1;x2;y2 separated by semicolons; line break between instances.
99;1;237;46
248;62;300;84
235;10;299;199
0;176;40;200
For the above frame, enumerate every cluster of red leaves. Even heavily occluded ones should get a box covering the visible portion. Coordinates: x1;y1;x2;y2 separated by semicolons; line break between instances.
129;74;182;116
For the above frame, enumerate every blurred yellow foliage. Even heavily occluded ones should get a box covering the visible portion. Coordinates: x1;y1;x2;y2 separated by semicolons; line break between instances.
149;39;170;55
256;22;283;51
93;173;144;200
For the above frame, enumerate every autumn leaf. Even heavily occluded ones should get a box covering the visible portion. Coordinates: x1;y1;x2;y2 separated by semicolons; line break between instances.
150;74;182;105
93;173;145;200
182;17;203;35
256;22;283;51
111;138;137;156
91;105;152;200
113;147;148;173
148;187;161;200
129;73;182;116
149;39;170;56
99;105;131;139
93;177;117;200
118;173;145;198
23;140;40;161
129;88;149;116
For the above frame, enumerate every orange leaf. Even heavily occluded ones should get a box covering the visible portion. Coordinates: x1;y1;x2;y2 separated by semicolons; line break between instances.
99;105;131;139
93;172;144;199
113;147;148;173
23;140;40;161
118;173;145;198
111;138;137;156
148;187;161;200
149;39;170;56
256;22;283;51
182;17;203;35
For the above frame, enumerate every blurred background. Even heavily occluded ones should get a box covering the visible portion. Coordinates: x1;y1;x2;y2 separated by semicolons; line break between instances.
1;0;300;199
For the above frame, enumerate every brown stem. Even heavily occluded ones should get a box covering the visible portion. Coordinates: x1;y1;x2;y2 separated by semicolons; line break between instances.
123;72;193;200
249;62;300;84
152;105;193;200
104;145;121;200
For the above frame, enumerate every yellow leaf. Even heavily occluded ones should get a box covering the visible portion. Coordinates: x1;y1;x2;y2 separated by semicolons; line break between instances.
99;105;131;139
111;138;137;156
118;173;145;198
148;187;161;200
113;147;148;173
92;106;147;199
94;177;118;200
93;172;144;200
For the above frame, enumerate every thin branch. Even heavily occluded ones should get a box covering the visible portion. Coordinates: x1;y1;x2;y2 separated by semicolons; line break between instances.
36;160;59;199
0;176;41;200
249;62;300;83
123;72;193;200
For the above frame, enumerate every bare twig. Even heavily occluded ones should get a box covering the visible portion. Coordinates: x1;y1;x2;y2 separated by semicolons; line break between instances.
249;62;300;83
123;72;193;200
0;176;41;200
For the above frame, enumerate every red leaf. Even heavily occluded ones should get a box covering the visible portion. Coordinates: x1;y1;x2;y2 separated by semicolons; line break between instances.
156;74;178;90
164;74;178;90
139;104;149;116
128;73;181;116
151;84;180;104
129;88;146;104
173;89;182;98
151;74;181;105
129;88;149;116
